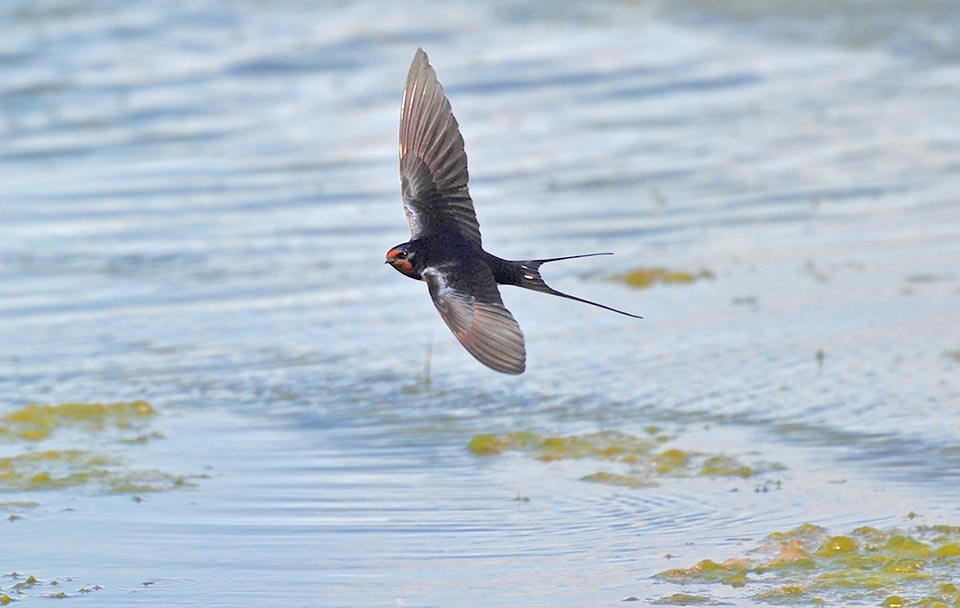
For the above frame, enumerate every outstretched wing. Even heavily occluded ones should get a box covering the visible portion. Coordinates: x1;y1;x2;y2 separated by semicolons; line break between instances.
423;261;525;375
400;48;482;246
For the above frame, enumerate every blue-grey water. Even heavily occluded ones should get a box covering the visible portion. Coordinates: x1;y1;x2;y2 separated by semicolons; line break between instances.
2;1;959;606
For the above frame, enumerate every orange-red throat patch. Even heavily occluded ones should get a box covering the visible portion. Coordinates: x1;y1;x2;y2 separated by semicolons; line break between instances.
386;248;416;277
391;258;415;276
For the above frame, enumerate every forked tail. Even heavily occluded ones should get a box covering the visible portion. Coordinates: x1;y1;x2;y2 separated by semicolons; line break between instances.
512;253;643;319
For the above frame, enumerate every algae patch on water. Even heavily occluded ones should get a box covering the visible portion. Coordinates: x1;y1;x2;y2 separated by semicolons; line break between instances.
652;593;724;605
653;523;960;606
0;449;190;493
618;267;715;289
468;430;781;488
0;401;198;496
0;401;155;442
1;572;101;603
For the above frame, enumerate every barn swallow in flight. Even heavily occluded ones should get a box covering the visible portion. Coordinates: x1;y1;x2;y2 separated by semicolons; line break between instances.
386;48;641;375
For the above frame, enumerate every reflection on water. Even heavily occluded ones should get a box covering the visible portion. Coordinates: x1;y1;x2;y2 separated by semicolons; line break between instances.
2;1;959;606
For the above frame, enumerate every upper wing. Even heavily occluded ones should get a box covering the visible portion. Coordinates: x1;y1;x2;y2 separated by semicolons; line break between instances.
423;261;525;375
400;48;482;247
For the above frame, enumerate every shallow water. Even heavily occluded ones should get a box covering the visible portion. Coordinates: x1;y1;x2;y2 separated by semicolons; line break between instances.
2;1;959;606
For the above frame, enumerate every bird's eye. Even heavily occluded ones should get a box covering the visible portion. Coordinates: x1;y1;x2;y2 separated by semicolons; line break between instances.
395;251;408;260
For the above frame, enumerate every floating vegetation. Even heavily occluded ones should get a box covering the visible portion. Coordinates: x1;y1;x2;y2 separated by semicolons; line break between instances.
653;523;960;605
580;471;654;488
0;573;101;603
467;430;782;487
618;267;715;289
468;429;667;462
0;401;155;442
659;558;751;587
0;401;198;496
904;273;945;284
699;455;756;478
652;593;723;605
0;501;39;511
0;449;192;494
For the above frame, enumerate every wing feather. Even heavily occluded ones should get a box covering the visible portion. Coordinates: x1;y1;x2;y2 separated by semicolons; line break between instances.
399;48;482;246
423;263;525;375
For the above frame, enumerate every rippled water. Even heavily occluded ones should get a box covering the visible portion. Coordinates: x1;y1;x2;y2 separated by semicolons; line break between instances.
3;1;959;606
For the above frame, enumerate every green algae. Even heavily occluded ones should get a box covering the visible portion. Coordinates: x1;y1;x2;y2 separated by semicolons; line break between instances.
658;558;751;587
654;448;690;474
925;584;960;607
652;593;722;605
467;434;505;456
580;471;653;488
618;267;715;290
885;535;934;558
467;431;545;456
468;430;664;462
0;401;155;442
769;523;829;543
655;523;960;606
1;572;99;603
754;584;815;604
0;449;193;494
0;401;198;496
934;543;960;559
699;454;755;478
0;501;39;510
817;535;858;556
467;429;779;487
753;540;816;574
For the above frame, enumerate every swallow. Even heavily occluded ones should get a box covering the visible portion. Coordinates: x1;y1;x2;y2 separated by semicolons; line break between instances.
386;48;641;375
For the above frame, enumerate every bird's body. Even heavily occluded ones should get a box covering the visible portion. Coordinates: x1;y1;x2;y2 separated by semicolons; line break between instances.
386;48;640;375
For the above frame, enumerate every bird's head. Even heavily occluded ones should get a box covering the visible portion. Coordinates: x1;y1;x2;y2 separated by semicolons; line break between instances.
385;243;421;280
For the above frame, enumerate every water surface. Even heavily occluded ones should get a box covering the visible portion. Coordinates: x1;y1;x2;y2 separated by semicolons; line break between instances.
2;1;959;606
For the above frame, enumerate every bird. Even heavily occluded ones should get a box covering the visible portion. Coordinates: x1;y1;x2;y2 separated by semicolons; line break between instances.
385;48;641;375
